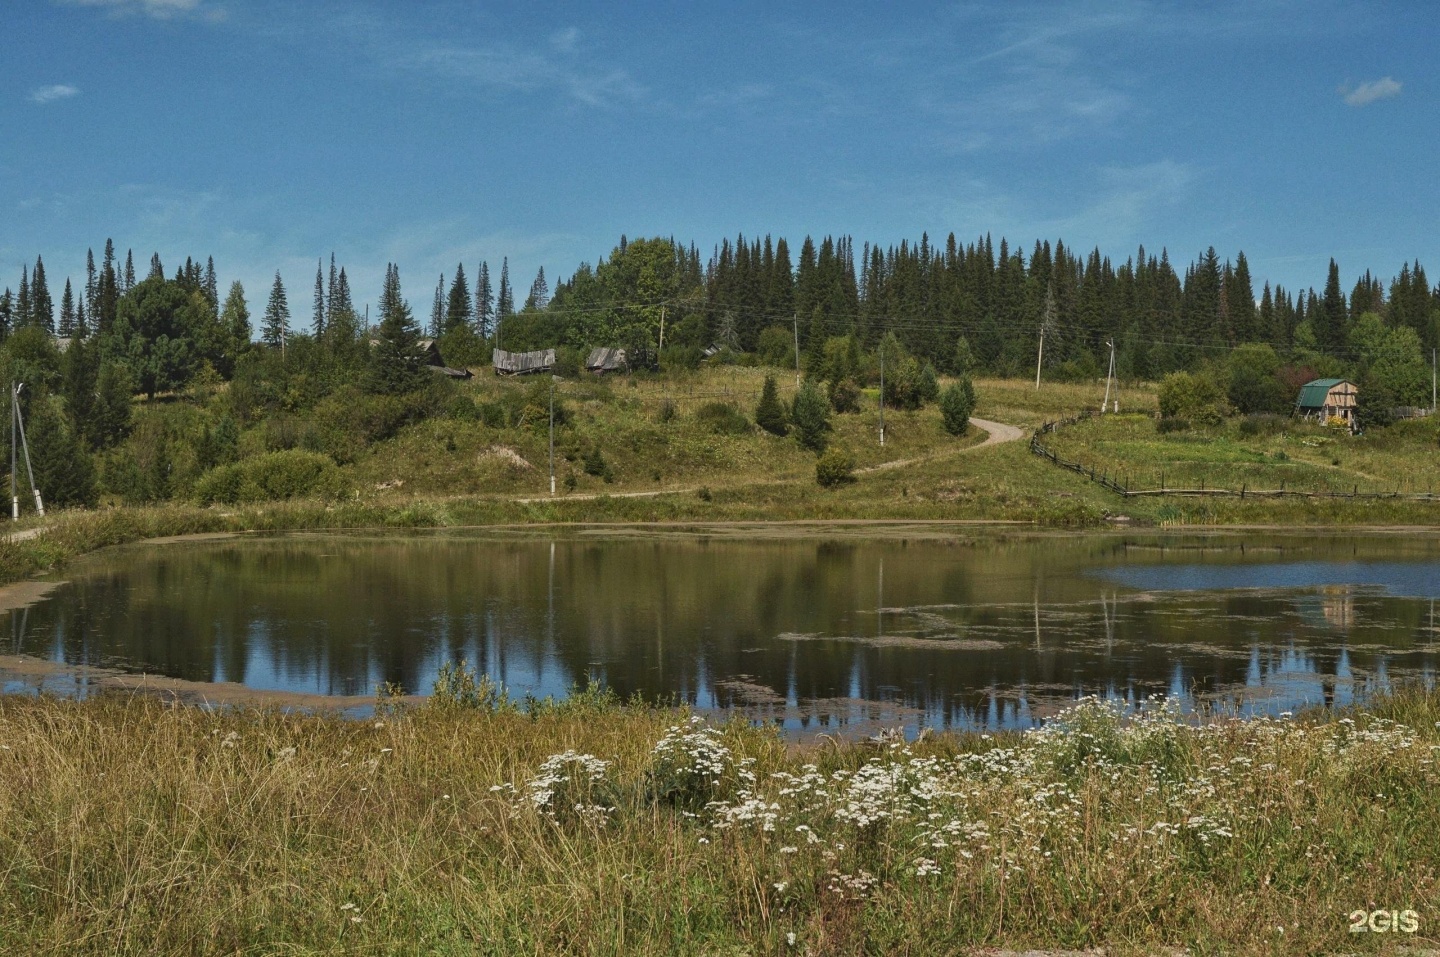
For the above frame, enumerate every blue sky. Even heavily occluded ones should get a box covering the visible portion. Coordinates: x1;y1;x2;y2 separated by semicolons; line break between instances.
2;0;1434;318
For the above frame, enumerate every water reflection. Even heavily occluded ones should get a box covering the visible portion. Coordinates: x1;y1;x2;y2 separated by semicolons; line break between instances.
4;531;1439;734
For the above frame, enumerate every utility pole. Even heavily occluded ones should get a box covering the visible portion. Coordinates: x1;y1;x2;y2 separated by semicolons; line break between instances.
549;375;558;497
11;385;41;518
1101;338;1116;413
9;385;16;521
878;338;886;447
1035;326;1045;390
792;313;801;389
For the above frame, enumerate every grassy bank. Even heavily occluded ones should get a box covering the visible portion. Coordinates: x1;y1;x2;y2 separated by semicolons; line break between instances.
1;685;1436;954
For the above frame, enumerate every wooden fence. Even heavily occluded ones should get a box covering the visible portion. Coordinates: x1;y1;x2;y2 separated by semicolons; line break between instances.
1028;412;1440;503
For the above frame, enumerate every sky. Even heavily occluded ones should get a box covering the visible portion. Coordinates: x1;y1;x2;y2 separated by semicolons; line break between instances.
2;0;1435;320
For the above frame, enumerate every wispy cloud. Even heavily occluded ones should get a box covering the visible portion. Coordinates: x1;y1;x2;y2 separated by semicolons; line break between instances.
29;84;80;104
1340;77;1401;106
550;27;579;53
60;0;224;22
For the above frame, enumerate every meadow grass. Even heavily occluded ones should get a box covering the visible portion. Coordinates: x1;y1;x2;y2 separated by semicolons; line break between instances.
0;684;1436;955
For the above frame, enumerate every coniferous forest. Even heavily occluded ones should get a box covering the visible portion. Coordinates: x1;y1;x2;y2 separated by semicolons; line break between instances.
0;232;1436;510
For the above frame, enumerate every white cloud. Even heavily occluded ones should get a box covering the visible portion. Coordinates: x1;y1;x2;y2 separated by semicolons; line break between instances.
29;84;80;104
1340;77;1401;106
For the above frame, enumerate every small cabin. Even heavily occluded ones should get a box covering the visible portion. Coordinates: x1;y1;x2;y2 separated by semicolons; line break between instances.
1295;378;1357;426
492;348;556;376
585;347;627;374
414;338;444;367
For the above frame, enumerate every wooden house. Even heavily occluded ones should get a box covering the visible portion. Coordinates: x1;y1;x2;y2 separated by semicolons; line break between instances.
492;348;556;376
1295;378;1357;426
585;347;627;374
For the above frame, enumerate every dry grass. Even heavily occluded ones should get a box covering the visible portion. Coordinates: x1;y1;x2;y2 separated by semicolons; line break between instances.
1;684;1437;955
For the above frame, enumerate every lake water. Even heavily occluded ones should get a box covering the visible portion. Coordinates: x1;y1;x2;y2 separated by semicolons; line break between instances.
4;528;1438;733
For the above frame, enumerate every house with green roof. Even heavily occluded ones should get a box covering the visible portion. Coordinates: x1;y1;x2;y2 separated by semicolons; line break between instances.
1295;378;1357;428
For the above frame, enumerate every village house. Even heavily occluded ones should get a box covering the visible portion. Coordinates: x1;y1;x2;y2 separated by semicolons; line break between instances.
1295;378;1358;428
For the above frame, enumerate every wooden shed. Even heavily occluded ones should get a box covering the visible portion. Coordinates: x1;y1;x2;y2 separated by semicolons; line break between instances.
492;348;556;376
585;347;628;374
1295;378;1357;426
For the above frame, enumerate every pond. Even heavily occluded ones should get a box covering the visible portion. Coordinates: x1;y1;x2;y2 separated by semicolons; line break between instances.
3;527;1438;733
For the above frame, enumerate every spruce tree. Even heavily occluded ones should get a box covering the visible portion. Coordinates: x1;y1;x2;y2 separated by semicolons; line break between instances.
75;298;88;339
27;393;97;508
446;263;472;332
325;253;339;325
790;379;831;452
98;243;118;335
525;266;549;310
58;278;76;337
1227;252;1257;342
62;335;98;444
1317;259;1348;356
312;260;326;338
475;261;493;338
939;377;976;435
31;257;53;332
148;253;164;281
91;361;135;450
85;249;98;317
123;250;135;292
370;263;427;394
203;256;218;316
497;258;514;319
430;273;445;338
16;266;30;330
221;281;251;345
754;374;789;436
261;271;290;352
0;289;12;340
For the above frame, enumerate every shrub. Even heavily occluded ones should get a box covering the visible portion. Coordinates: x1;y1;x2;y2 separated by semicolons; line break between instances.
583;446;613;482
754;375;789;436
695;401;751;435
816;444;856;488
194;449;344;505
790;380;831;452
829;377;861;413
1156;416;1190;434
756;325;795;367
939;378;976;435
1158;371;1226;425
656;398;677;423
1237;413;1287;437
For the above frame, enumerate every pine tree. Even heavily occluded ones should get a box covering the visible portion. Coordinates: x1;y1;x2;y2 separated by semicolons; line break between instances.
58;278;76;337
0;289;12;341
148;253;164;281
312;260;326;338
497;258;514;319
446;263;472;333
475;261;493;338
525;266;549;310
370;264;427;394
261;271;290;352
31;257;53;332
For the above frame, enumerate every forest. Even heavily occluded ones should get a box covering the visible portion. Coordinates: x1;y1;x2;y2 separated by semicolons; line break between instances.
0;232;1436;511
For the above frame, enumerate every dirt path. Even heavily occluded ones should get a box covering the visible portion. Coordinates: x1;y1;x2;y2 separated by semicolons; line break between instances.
514;416;1028;504
857;416;1027;474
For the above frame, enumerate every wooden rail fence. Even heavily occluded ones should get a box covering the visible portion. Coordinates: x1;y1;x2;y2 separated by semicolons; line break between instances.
1028;411;1440;503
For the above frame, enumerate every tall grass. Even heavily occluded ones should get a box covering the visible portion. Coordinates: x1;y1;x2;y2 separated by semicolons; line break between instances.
1;685;1436;954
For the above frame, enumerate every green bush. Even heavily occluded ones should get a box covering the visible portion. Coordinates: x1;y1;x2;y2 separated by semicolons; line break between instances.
1156;416;1190;434
815;445;856;488
828;377;861;413
1158;371;1226;425
695;402;751;435
939;378;976;436
756;325;795;367
194;449;344;505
